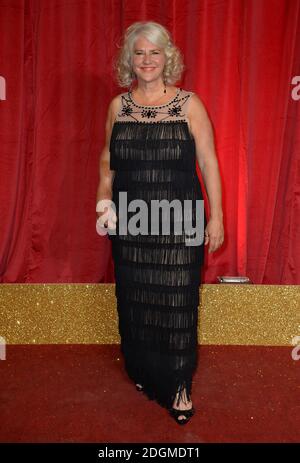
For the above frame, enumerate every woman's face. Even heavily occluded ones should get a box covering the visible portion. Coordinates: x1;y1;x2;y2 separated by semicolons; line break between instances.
131;35;166;84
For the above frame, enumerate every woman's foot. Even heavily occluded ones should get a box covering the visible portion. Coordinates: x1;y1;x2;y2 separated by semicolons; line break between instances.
171;388;194;423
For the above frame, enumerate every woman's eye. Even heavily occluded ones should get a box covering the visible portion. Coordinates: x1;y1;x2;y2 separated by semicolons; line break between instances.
134;51;160;55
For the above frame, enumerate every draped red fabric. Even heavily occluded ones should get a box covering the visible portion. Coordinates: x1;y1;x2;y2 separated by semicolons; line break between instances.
0;0;299;283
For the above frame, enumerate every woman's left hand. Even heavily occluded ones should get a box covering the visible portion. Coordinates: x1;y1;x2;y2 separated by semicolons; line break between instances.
204;217;224;253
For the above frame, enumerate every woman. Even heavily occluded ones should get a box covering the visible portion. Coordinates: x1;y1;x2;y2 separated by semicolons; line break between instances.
96;21;224;425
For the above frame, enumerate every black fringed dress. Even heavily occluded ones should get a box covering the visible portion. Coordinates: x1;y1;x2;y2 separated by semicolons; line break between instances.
108;87;206;410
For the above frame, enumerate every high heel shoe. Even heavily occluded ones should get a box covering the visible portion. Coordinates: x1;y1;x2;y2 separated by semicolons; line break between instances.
135;383;143;392
169;406;195;425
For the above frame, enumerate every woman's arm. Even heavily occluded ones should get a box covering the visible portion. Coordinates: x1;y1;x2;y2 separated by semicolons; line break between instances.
96;97;118;205
96;96;120;227
188;94;224;253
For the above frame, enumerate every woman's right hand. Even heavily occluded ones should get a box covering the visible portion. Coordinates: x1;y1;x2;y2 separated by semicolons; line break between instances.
96;199;117;235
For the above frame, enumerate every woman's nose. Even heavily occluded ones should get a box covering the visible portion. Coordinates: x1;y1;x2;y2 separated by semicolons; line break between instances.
143;54;152;63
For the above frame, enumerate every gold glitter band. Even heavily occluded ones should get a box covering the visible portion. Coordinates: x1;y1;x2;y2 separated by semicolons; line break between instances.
0;284;299;345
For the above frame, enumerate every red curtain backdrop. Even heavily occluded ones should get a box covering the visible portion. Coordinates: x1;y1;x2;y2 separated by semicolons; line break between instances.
0;0;299;283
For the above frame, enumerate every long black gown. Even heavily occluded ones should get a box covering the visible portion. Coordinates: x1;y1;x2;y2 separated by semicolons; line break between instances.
108;87;206;410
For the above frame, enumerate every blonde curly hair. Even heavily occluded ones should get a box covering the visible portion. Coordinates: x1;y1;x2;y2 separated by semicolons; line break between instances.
113;21;185;88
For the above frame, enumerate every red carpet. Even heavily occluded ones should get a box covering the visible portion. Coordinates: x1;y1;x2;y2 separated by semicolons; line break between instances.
0;345;299;443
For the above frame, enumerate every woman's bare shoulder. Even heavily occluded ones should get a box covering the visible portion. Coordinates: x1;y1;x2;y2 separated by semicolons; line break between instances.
108;92;127;119
188;91;206;110
186;91;210;124
184;91;214;143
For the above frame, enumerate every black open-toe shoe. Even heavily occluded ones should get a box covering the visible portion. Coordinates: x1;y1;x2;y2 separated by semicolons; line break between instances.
135;383;143;392
169;406;195;425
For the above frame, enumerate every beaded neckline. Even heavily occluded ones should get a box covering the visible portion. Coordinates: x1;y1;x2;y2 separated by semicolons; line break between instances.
128;88;181;108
